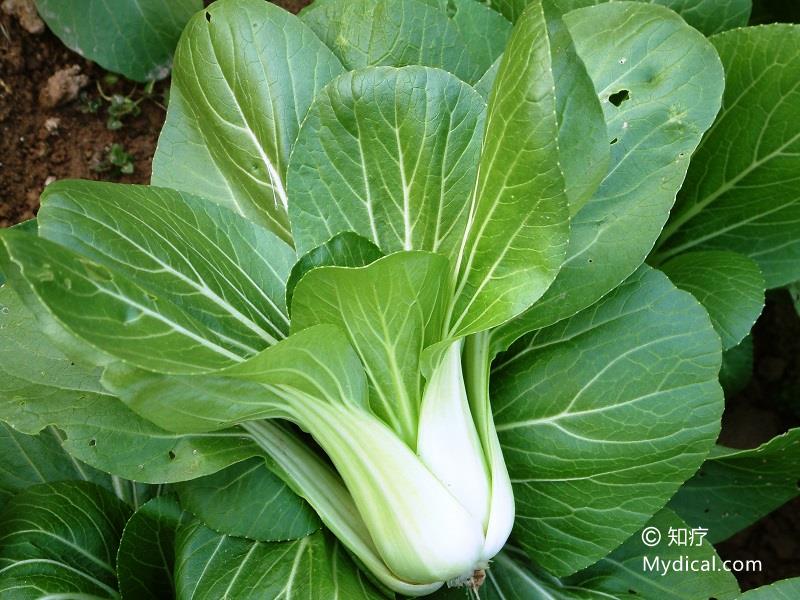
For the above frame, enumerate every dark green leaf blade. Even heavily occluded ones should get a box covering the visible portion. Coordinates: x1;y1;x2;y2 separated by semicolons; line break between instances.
669;428;800;543
117;496;190;600
493;266;723;576
737;578;800;599
0;481;131;598
566;509;740;599
175;458;320;542
655;25;800;288
174;522;384;599
35;0;202;82
661;250;765;350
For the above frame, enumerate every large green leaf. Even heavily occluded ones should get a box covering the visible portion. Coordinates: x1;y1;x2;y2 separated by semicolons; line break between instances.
655;25;800;288
661;250;765;350
0;423;151;511
448;0;569;337
174;521;383;599
175;457;320;542
0;285;262;483
447;0;512;77
492;2;724;350
117;496;190;600
300;0;482;83
0;481;131;599
566;509;740;599
38;180;294;353
488;0;752;35
669;428;800;543
152;0;344;242
291;252;449;445
287;66;485;264
737;579;800;599
35;0;202;82
492;266;723;576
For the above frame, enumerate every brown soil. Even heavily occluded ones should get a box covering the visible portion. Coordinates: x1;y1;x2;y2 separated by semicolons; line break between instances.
1;0;797;594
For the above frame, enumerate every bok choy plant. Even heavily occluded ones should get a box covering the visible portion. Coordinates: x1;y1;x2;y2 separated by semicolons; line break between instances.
2;0;800;598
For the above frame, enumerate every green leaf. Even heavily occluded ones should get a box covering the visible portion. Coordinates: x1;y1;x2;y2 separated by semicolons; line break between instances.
737;578;800;599
719;335;753;396
117;496;190;600
655;25;800;288
661;250;765;350
488;0;752;36
286;232;382;314
300;0;482;83
291;252;449;445
669;428;800;544
0;424;139;511
38;180;294;353
175;457;320;542
448;0;569;337
492;266;723;576
0;285;262;484
35;0;202;82
287;66;486;264
566;509;740;599
0;481;131;599
447;0;512;78
174;521;384;599
152;0;344;242
492;2;724;350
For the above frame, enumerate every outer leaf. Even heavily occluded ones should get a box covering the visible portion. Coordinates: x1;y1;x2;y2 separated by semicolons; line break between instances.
175;457;320;542
285;232;382;314
661;250;765;350
0;481;131;599
0;424;138;511
566;509;740;599
174;521;383;599
35;0;201;82
719;335;753;396
117;496;190;600
291;252;449;445
0;285;262;484
492;2;724;350
492;266;723;576
448;0;569;337
447;0;512;77
288;66;485;263
489;0;752;35
736;579;800;599
152;0;344;241
669;428;800;543
655;25;800;287
38;180;294;352
300;0;481;83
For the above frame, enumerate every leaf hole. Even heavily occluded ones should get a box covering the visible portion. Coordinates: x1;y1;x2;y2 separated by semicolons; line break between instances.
628;590;637;595
88;439;96;447
610;137;618;145
168;450;176;460
205;11;212;22
609;89;630;107
704;508;710;513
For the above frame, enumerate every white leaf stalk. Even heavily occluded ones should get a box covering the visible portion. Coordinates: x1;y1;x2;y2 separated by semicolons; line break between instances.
245;338;514;595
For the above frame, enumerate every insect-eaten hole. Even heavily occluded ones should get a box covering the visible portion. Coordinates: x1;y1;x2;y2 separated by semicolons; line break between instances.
609;89;630;107
205;11;212;22
168;450;176;460
610;137;618;145
88;439;97;447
